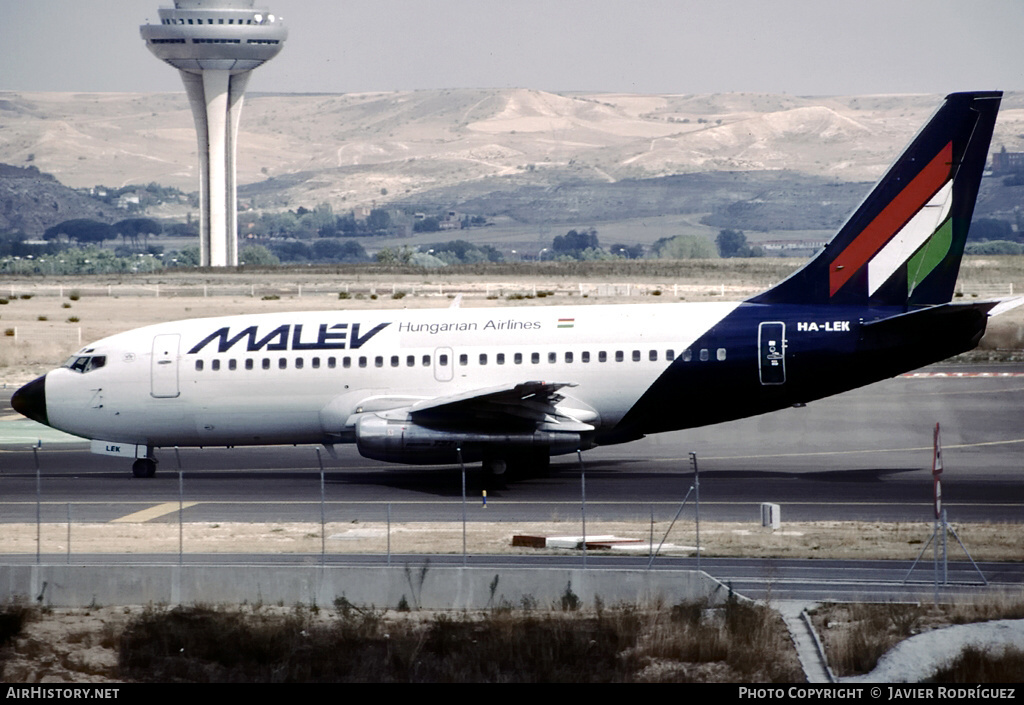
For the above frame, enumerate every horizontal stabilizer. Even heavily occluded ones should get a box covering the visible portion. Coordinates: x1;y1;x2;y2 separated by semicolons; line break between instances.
985;295;1024;318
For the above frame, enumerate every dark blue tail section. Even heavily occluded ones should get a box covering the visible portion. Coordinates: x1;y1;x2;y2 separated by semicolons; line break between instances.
748;92;1001;308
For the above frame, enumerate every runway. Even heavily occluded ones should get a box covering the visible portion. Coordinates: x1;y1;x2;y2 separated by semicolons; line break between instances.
2;365;1022;524
3;365;1023;601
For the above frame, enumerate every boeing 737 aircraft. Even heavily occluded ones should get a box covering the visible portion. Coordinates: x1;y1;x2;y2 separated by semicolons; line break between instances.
12;92;1021;478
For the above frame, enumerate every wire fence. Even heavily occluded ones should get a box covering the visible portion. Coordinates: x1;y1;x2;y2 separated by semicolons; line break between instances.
4;451;709;567
2;281;761;300
5;281;1016;301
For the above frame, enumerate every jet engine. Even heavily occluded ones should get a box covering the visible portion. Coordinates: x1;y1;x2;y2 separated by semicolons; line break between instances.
354;413;582;465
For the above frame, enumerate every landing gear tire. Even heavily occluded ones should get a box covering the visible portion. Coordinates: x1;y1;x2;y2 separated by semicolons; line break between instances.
132;458;157;478
483;447;551;482
483;457;507;476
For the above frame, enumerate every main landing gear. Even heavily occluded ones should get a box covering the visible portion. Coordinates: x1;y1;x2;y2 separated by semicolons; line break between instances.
482;447;551;479
132;457;157;478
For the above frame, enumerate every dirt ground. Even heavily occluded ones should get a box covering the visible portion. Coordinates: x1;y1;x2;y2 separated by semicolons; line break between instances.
2;519;1022;562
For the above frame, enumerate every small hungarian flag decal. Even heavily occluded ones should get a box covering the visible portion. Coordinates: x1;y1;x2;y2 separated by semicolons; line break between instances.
558;318;575;329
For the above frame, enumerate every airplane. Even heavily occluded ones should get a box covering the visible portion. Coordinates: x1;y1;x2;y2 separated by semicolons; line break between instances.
12;91;1022;479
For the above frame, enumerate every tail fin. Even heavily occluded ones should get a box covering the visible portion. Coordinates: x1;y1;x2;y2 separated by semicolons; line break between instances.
749;91;1002;308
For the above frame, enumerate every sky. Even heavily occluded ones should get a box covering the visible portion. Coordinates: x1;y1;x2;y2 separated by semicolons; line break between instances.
1;0;1022;96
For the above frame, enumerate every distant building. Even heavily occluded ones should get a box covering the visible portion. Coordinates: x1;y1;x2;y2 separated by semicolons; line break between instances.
992;147;1024;173
762;240;828;252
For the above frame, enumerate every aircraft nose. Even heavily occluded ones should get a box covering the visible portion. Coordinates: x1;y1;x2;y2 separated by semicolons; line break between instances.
11;374;48;426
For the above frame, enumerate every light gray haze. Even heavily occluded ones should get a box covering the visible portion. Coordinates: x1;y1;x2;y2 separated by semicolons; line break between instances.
1;0;1021;95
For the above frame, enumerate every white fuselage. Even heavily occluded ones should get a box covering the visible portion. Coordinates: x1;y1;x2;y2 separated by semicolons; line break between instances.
44;301;741;452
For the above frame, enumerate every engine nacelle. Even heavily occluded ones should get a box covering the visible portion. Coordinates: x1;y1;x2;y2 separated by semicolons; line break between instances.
354;414;582;465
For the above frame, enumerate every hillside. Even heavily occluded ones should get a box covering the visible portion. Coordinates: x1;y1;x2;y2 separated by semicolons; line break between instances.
0;164;123;234
1;90;1022;238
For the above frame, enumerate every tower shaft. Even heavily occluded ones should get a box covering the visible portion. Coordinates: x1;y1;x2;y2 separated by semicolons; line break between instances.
180;69;249;266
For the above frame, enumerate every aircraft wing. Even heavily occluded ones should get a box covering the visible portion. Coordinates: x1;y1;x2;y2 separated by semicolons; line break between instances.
396;381;597;433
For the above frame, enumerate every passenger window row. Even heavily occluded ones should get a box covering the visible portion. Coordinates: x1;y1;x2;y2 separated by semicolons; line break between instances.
192;347;728;372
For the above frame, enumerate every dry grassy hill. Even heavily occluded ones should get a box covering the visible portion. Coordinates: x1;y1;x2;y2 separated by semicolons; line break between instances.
3;89;1022;215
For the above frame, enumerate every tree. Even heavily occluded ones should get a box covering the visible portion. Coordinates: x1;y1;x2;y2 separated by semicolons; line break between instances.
114;218;163;250
366;209;391;234
171;247;200;267
43;219;116;246
239;244;280;266
609;243;645;259
651;234;718;259
413;216;441;233
969;218;1015;242
552;228;600;254
375;247;413;265
311;238;370;262
716;229;749;258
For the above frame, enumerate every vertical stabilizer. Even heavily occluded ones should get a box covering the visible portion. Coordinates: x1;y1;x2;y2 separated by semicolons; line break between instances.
749;92;1002;308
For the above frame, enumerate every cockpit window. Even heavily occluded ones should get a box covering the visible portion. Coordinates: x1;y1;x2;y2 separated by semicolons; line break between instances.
64;355;106;374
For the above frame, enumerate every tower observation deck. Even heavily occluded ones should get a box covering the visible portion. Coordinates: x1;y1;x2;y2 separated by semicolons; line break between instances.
141;1;287;267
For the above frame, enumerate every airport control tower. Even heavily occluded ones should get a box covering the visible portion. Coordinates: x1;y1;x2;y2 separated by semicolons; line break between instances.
141;1;287;267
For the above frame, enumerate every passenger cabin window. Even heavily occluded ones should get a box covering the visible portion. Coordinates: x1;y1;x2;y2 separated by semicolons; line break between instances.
599;351;607;363
497;353;505;365
514;353;523;365
717;348;727;361
479;354;488;365
212;359;221;371
262;358;271;370
195;360;204;372
615;351;624;362
459;354;468;366
649;350;658;362
245;359;254;370
548;352;556;364
632;350;641;362
700;349;709;362
531;352;540;364
582;351;590;363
